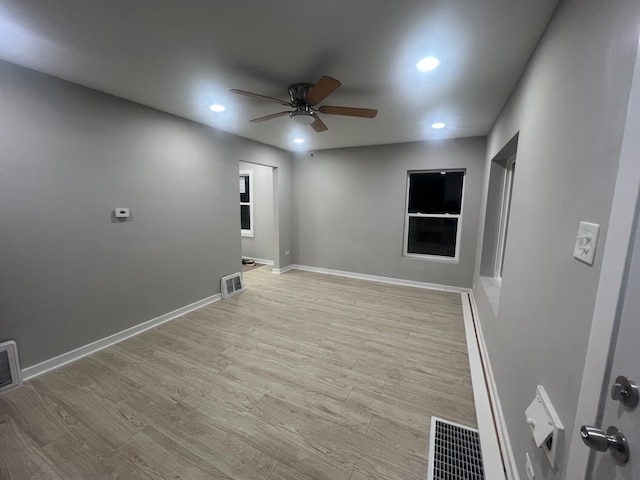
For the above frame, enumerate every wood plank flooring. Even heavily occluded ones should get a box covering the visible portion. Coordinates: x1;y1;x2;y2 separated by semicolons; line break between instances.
0;266;477;480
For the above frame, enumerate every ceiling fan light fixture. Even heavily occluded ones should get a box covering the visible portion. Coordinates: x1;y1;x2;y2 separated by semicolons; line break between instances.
293;138;305;144
431;122;446;129
290;111;316;125
417;57;440;72
209;104;225;112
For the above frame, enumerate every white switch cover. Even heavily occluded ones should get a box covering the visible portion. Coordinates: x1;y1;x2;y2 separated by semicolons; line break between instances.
525;453;535;480
573;221;599;265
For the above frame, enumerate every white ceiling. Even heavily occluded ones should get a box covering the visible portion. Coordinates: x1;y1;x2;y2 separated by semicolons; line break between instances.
0;0;560;151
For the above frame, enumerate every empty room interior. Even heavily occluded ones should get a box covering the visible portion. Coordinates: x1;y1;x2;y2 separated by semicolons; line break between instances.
1;1;640;479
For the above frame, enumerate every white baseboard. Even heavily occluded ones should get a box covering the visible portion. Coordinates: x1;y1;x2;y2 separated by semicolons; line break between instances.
242;256;274;266
467;292;519;480
276;264;470;293
21;293;222;381
272;264;294;275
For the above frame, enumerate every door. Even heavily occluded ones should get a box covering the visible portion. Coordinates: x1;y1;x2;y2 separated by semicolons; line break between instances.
584;202;640;479
576;37;640;479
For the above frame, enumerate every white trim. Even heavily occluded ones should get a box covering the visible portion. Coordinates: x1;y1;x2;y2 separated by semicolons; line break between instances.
467;292;519;480
403;170;466;261
240;169;254;238
494;156;516;280
271;264;294;275
275;264;470;293
21;293;221;381
242;256;274;266
461;292;509;480
402;253;460;264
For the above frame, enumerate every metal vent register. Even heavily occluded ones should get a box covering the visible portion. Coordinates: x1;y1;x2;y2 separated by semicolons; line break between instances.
0;350;12;388
427;417;485;480
0;341;22;395
221;272;244;299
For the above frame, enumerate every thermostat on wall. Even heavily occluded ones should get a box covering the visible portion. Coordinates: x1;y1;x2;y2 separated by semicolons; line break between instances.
115;208;130;218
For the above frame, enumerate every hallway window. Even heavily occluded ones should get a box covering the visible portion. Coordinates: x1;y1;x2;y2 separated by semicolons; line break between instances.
404;170;465;260
240;170;253;237
495;156;515;281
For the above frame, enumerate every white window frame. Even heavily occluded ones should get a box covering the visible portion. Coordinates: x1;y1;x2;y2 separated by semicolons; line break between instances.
403;170;465;263
240;170;254;238
494;155;516;282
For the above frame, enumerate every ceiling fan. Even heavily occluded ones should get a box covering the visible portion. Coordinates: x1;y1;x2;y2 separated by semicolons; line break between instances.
230;76;377;132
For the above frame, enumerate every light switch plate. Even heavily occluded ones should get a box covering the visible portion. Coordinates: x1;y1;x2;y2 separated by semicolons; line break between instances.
573;221;599;265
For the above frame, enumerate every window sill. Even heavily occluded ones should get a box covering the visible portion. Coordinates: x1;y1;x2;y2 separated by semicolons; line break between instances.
403;254;460;264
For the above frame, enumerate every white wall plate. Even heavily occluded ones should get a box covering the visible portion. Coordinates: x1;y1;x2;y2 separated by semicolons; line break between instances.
574;221;600;265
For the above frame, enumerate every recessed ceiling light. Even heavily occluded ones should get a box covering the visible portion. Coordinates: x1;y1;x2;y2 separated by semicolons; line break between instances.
431;122;446;129
293;138;305;144
417;57;440;72
209;104;225;112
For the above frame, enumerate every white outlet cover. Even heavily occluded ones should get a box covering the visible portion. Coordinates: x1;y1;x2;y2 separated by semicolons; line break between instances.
573;221;600;265
525;452;535;480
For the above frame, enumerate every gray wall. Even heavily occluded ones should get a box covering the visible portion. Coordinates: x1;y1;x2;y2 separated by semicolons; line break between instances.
292;138;486;289
239;161;274;262
472;0;640;478
0;60;291;369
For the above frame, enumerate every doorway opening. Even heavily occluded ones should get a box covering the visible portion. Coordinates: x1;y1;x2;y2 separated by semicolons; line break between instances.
239;161;277;270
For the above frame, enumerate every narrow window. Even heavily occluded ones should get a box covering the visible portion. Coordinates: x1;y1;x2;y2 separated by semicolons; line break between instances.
495;157;515;281
404;170;465;260
240;170;254;237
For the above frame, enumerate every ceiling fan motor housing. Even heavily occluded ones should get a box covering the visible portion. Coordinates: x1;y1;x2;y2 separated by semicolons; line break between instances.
288;83;314;104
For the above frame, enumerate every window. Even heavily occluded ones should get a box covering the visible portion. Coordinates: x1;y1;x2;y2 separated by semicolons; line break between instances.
494;156;515;281
240;170;253;237
404;170;465;260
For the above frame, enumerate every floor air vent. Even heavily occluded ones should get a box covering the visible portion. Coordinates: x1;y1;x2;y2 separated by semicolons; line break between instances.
0;341;22;396
221;272;244;299
427;417;485;480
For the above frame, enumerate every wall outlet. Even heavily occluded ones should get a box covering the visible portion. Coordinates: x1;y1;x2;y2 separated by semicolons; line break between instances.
285;250;290;256
525;452;535;480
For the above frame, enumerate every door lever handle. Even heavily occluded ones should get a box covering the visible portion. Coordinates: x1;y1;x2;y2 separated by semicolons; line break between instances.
580;426;630;464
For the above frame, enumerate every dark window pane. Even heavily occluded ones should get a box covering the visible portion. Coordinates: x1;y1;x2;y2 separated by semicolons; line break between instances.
408;171;463;214
240;205;251;230
240;176;250;203
407;217;458;257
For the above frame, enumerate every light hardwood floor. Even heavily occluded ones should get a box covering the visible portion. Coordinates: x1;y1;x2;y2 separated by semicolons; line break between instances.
0;266;477;480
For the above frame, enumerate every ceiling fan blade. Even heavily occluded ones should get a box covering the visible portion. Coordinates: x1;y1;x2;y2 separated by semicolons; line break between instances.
306;76;342;106
319;106;378;118
311;116;328;132
250;111;291;123
230;89;291;106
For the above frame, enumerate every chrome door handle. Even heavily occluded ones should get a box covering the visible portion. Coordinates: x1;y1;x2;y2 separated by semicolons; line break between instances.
580;426;630;464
